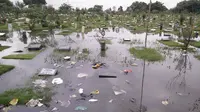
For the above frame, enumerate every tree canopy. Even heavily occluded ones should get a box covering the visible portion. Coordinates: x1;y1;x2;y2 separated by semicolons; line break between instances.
23;0;46;5
59;3;72;14
172;0;200;13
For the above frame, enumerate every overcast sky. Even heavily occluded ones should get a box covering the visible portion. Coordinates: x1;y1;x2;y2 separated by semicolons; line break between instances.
10;0;183;9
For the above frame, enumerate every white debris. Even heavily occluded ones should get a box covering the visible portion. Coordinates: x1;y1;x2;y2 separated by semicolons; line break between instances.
64;56;71;60
150;29;156;32
131;63;138;66
162;100;169;106
52;107;58;111
52;78;63;85
70;95;77;98
32;79;47;88
112;86;126;95
26;99;43;107
39;68;57;76
77;73;88;78
71;61;76;65
109;99;113;103
89;99;98;102
0;33;5;36
79;88;83;94
58;100;71;107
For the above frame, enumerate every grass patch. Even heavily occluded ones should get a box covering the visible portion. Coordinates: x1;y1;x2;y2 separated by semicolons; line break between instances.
178;40;200;48
129;48;164;61
0;46;10;51
2;54;37;60
158;40;184;47
194;55;200;60
0;65;15;76
0;87;52;106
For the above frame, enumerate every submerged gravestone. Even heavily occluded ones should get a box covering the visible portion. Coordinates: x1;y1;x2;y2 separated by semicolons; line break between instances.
38;68;57;76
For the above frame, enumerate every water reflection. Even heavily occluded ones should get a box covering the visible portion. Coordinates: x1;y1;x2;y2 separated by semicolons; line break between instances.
167;50;192;94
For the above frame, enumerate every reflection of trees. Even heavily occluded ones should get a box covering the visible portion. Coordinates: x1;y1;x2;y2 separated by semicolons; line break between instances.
29;31;57;47
167;51;192;91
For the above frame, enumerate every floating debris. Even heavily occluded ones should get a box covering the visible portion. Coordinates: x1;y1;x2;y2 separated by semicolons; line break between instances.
91;90;100;95
124;69;132;74
99;75;117;78
109;99;113;103
26;99;43;107
58;100;71;107
39;68;57;76
162;100;169;106
89;99;98;102
52;78;63;85
64;56;71;60
52;107;58;111
77;73;88;78
75;106;87;111
79;88;84;94
9;98;18;106
70;95;77;98
32;79;47;88
112;86;126;95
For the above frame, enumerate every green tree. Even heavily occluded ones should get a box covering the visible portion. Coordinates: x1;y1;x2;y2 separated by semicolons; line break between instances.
172;0;200;13
59;3;72;14
127;1;148;12
23;0;46;5
150;1;168;12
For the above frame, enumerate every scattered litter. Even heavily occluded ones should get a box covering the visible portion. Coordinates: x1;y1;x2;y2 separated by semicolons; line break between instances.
92;62;105;69
79;88;83;94
162;100;169;106
77;83;82;87
75;106;87;111
70;95;77;98
177;92;189;96
58;100;70;107
52;107;58;111
14;50;23;53
77;73;88;78
37;102;44;107
109;99;113;103
53;63;61;68
182;53;187;56
80;93;93;98
71;61;76;65
32;79;47;88
99;75;117;78
40;110;48;112
130;98;136;103
39;68;57;76
9;98;18;106
26;99;43;107
125;80;131;84
112;86;126;95
91;90;100;95
124;69;132;74
131;63;138;66
89;99;98;102
64;56;71;60
52;78;63;85
2;106;11;112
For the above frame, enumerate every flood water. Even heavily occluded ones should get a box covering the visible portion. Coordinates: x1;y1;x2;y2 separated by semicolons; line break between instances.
1;28;200;112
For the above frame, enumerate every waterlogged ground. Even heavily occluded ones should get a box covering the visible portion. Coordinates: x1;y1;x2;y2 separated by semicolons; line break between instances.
1;28;200;112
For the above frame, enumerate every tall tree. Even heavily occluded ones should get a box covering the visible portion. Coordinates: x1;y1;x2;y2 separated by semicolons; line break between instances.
150;1;168;12
127;1;148;12
118;6;123;12
59;3;72;14
23;0;46;5
172;0;200;13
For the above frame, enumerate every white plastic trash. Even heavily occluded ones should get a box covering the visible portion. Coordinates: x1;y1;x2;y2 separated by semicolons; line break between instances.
89;99;98;102
77;73;88;78
79;88;83;94
39;68;57;76
64;56;71;60
52;78;63;85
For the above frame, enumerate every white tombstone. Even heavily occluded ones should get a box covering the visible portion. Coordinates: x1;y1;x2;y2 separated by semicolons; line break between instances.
8;24;12;32
82;26;85;33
